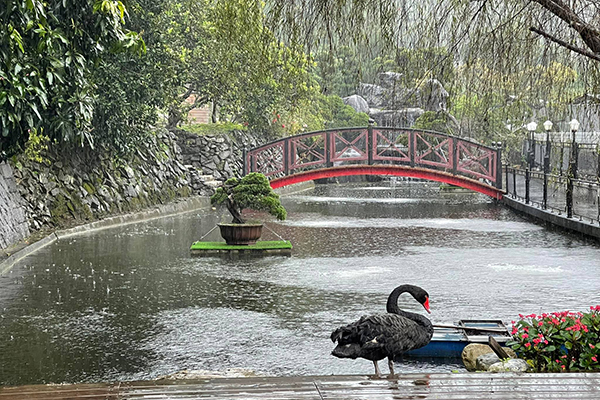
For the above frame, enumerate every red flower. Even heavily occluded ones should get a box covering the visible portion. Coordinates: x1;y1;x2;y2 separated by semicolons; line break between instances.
592;356;598;362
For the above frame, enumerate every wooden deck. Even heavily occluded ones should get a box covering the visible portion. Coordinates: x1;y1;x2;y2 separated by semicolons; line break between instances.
3;373;600;399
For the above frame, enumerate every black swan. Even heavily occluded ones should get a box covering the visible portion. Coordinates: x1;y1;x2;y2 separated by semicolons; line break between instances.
330;284;433;377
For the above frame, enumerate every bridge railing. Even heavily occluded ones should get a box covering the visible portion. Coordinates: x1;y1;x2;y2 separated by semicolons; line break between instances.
245;126;502;188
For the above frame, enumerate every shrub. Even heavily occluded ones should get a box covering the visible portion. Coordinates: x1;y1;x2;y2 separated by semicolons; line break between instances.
211;172;286;224
508;307;600;372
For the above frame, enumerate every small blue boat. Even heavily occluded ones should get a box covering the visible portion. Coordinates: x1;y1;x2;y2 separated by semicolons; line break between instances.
406;319;512;358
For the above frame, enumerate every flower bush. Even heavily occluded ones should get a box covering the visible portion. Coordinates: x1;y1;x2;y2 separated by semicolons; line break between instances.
508;306;600;372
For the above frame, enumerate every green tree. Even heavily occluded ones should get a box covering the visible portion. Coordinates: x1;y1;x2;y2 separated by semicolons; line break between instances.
0;0;144;159
211;172;286;224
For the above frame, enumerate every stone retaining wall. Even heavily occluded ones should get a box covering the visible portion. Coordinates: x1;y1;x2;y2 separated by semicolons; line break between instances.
0;162;30;249
175;129;258;182
1;129;193;250
0;128;262;251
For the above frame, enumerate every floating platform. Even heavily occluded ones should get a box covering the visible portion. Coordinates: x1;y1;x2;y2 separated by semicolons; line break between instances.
190;240;292;257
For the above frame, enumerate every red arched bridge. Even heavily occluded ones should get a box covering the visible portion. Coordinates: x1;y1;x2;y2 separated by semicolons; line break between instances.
244;127;504;199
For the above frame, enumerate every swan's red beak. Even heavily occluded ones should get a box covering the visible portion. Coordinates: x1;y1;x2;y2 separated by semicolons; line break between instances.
423;298;431;314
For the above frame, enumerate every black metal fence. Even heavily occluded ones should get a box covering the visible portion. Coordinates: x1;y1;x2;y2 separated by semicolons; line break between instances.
505;167;600;223
504;131;600;223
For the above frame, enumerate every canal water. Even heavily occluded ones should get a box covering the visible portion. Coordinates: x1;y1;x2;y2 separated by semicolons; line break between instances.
1;181;599;386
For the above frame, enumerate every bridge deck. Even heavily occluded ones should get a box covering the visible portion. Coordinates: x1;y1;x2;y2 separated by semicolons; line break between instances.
3;373;600;399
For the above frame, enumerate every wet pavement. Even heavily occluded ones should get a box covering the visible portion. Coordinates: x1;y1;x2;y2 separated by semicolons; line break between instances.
3;373;600;399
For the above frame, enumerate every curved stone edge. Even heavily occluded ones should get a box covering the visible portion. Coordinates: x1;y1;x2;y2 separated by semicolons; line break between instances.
0;196;211;276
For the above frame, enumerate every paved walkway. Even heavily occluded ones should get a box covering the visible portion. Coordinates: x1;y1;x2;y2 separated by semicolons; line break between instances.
2;373;600;399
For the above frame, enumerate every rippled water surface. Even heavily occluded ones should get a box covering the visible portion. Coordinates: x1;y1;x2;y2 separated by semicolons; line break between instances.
1;181;599;385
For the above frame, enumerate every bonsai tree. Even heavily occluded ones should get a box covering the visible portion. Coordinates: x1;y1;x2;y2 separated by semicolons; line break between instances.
210;172;287;224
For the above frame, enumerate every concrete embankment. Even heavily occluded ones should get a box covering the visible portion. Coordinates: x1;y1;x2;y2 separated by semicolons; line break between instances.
502;195;600;241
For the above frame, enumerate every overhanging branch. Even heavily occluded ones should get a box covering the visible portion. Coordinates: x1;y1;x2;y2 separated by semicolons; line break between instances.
530;0;600;53
530;26;600;62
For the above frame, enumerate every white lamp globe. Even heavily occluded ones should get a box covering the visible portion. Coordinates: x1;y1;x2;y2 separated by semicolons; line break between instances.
543;120;553;131
526;121;538;132
569;119;580;132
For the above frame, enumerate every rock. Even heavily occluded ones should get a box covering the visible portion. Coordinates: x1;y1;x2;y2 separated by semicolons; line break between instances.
476;352;502;371
462;343;516;372
358;83;387;108
125;185;138;198
369;108;425;127
38;173;48;185
0;162;12;179
123;166;136;179
343;94;370;113
60;172;73;185
378;71;404;90
418;79;449;112
488;358;531;373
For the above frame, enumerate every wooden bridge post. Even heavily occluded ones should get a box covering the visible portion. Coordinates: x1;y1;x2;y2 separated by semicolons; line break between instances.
410;131;416;168
367;122;374;165
283;139;290;176
451;137;457;175
326;132;333;168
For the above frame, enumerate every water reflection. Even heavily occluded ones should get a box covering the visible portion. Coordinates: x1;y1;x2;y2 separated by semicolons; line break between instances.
0;181;599;385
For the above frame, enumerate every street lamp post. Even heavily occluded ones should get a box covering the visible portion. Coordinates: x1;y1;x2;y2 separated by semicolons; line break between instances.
526;121;537;170
566;119;580;218
542;120;553;209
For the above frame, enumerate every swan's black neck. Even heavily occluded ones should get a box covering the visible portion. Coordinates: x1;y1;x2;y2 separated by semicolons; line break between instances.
386;285;433;333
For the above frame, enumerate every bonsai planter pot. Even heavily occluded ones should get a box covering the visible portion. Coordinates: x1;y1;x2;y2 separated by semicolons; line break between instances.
217;223;263;245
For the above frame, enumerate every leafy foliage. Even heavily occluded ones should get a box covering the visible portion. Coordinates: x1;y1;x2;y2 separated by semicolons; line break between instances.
279;94;369;135
412;111;454;134
508;307;600;372
211;172;287;224
0;0;144;159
